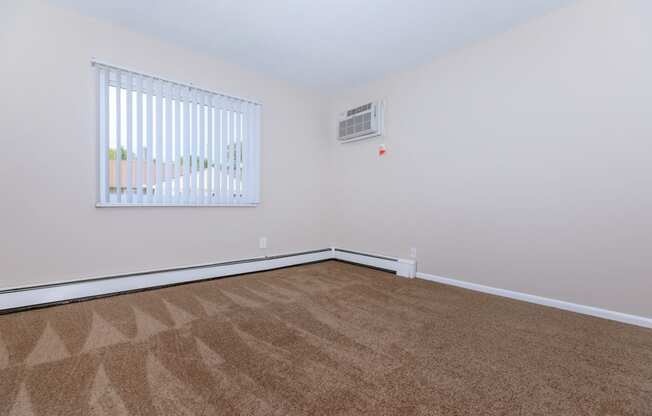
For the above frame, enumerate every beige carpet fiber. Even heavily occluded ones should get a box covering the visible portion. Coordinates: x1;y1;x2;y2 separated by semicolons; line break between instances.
0;261;650;415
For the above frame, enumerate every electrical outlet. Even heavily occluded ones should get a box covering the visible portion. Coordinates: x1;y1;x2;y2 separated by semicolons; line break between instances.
259;237;268;250
410;247;417;259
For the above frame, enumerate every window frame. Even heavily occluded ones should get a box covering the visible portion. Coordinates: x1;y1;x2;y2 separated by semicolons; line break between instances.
94;60;262;208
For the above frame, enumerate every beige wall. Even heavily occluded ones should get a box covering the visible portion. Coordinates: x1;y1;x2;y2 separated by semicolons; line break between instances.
2;0;650;320
0;0;330;288
328;0;652;318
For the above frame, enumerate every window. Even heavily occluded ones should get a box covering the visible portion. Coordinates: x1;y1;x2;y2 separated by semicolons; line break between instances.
94;61;261;206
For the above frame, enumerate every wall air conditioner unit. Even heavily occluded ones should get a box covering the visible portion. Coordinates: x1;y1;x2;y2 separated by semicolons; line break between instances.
337;101;384;143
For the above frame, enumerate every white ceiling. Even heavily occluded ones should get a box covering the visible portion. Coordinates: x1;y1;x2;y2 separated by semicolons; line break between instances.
49;0;574;91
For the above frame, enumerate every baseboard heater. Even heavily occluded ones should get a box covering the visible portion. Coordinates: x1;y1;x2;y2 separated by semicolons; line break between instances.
332;248;416;277
0;248;416;313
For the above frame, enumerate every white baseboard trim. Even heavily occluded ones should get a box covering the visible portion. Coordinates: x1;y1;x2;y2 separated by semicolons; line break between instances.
0;247;417;312
417;272;652;329
4;246;647;330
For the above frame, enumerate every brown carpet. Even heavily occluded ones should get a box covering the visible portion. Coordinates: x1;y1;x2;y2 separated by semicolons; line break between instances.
0;261;650;415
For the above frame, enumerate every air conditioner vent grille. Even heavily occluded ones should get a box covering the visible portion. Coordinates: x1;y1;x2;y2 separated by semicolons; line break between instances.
346;103;372;117
337;101;383;142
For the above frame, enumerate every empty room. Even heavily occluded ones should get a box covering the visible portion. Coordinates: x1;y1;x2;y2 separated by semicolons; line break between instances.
1;0;651;414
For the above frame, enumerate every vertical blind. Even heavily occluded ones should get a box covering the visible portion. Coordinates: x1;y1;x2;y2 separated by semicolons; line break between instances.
94;61;261;206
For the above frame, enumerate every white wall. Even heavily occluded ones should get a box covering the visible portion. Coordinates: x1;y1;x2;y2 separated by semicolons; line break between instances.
0;0;330;288
329;0;652;318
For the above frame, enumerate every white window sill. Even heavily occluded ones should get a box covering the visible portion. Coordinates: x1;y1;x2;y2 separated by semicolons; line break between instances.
96;203;258;208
